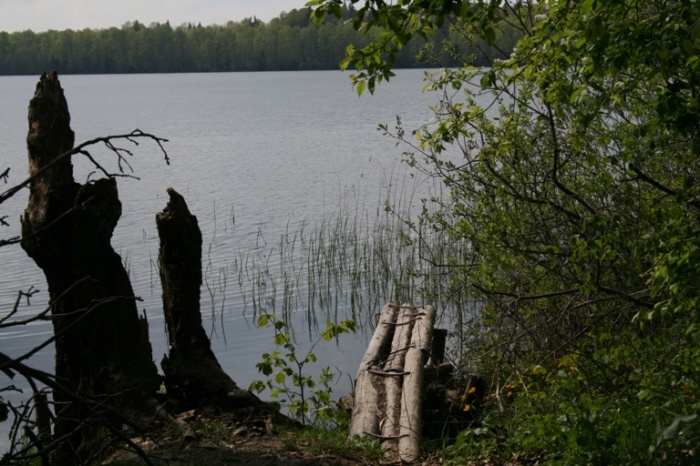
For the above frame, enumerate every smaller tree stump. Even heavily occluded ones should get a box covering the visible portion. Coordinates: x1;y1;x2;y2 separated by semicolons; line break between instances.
157;187;259;410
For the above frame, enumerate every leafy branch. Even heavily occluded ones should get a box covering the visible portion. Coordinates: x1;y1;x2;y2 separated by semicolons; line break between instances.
249;312;356;427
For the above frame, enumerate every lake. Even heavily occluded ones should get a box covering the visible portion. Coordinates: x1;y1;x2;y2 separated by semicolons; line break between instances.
0;69;444;439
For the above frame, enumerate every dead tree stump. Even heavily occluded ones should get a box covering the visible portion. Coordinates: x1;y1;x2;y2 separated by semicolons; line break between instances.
157;187;261;410
20;72;160;463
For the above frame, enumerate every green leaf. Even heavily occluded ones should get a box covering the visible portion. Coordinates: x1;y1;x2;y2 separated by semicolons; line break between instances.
355;80;367;96
483;27;496;46
274;320;287;331
248;380;265;393
274;334;287;346
580;0;596;14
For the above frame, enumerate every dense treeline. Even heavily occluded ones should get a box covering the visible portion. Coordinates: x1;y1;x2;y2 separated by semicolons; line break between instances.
0;7;519;75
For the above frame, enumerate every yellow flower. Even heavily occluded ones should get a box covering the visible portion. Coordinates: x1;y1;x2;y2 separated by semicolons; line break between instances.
468;386;477;394
460;394;467;402
463;404;472;412
507;391;513;397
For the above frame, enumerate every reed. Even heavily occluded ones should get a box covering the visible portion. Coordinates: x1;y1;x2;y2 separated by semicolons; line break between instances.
205;165;476;344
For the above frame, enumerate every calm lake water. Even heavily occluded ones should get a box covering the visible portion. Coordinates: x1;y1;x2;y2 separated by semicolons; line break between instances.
0;69;444;439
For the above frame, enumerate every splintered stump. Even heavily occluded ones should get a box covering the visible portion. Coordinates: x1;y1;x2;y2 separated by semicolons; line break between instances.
20;72;159;463
350;302;438;463
156;187;261;410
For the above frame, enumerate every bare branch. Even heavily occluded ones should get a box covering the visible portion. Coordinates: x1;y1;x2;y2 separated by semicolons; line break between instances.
0;130;169;207
0;286;41;326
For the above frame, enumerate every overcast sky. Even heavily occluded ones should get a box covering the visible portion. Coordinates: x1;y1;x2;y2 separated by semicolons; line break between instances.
0;0;307;33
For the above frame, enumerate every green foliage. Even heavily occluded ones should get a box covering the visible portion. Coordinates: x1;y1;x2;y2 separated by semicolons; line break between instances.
197;418;230;445
249;312;356;427
308;0;521;94
283;423;384;462
310;0;700;463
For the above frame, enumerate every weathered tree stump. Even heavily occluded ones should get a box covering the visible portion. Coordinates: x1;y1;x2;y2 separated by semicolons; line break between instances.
20;72;160;463
157;187;261;411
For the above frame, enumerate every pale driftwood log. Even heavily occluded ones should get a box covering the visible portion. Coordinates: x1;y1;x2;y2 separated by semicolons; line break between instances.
349;302;399;438
399;305;436;463
381;303;417;454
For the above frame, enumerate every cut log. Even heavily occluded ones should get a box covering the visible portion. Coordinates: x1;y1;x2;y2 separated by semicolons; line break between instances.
349;303;449;461
157;187;261;410
349;302;399;438
399;305;436;463
381;303;416;454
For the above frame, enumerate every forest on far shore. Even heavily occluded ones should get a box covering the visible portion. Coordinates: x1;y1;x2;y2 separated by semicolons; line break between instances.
0;7;520;75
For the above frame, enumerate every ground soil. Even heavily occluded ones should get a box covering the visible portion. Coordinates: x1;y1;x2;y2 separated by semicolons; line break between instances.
106;430;377;466
101;408;417;466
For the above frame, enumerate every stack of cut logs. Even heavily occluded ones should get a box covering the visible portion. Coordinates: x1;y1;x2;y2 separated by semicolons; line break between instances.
349;302;446;463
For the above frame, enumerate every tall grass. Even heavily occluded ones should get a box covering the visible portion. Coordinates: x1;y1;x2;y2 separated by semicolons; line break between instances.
205;165;476;353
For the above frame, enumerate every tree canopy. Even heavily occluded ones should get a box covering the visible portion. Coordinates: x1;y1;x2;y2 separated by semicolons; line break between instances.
309;0;700;463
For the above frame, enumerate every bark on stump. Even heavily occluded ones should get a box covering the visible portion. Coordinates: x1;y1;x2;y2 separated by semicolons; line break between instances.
20;72;160;463
157;187;260;410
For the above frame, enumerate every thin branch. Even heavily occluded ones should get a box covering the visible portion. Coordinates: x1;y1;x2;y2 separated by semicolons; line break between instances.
545;103;596;215
629;163;700;211
471;282;578;301
0;130;169;207
0;286;41;326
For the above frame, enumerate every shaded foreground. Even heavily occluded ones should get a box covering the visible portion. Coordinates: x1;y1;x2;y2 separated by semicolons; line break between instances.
104;420;381;466
101;410;460;466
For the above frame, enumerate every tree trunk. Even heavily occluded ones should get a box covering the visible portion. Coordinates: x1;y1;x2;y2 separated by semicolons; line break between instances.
20;72;160;463
157;187;260;410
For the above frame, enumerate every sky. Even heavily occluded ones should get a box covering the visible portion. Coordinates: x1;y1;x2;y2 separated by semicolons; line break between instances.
0;0;308;33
